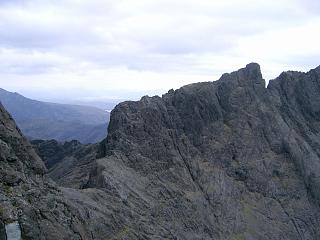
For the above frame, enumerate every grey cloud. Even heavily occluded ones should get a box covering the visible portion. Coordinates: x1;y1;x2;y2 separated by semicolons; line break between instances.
0;1;312;52
0;18;103;50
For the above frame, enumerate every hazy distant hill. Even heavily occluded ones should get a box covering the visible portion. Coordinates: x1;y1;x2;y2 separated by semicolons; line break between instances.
0;88;109;143
61;99;123;111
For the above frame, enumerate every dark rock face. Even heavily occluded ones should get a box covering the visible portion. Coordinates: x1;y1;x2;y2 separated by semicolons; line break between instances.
31;139;76;169
87;63;320;239
268;69;320;203
0;103;46;185
32;139;101;189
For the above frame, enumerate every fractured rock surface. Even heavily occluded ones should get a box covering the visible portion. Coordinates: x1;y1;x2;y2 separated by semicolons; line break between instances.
90;63;320;239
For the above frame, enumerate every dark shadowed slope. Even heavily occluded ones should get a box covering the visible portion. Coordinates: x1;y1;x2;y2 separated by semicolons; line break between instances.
31;139;101;189
0;88;109;143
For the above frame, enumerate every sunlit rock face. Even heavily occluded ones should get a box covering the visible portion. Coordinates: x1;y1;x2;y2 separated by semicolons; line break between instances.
1;63;320;239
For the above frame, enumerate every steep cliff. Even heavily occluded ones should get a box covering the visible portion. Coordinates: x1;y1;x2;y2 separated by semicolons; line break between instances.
87;63;320;239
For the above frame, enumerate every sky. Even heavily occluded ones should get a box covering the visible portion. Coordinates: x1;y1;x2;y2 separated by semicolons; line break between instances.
0;0;319;102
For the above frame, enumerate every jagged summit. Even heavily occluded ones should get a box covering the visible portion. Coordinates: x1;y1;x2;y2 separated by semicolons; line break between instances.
142;63;265;105
97;63;320;239
218;62;265;92
221;62;262;80
245;62;261;70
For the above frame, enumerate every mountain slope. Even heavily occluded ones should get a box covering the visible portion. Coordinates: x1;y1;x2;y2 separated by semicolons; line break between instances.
0;102;167;240
86;63;320;239
0;102;89;239
0;101;149;240
0;88;109;143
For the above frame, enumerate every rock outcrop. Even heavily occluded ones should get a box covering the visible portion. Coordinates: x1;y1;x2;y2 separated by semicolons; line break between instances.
1;63;320;239
88;63;320;239
0;102;86;239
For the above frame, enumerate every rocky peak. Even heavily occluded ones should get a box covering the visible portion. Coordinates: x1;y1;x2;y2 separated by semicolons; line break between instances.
90;63;320;239
219;62;265;90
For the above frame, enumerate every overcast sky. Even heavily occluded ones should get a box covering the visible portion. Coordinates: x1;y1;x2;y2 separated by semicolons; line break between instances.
0;0;319;102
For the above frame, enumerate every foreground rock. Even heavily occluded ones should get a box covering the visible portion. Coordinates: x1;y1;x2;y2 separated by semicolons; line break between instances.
0;103;115;239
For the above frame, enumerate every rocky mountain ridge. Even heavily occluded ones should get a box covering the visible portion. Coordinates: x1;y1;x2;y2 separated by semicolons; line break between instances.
88;63;320;239
1;63;320;239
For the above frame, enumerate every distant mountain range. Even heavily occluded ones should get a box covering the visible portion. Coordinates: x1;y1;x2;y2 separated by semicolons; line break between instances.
0;88;110;143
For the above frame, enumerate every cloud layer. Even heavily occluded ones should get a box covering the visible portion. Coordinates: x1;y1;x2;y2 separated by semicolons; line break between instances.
0;0;319;100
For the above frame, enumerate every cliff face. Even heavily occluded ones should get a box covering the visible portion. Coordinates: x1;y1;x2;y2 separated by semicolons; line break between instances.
1;63;320;240
88;63;320;239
